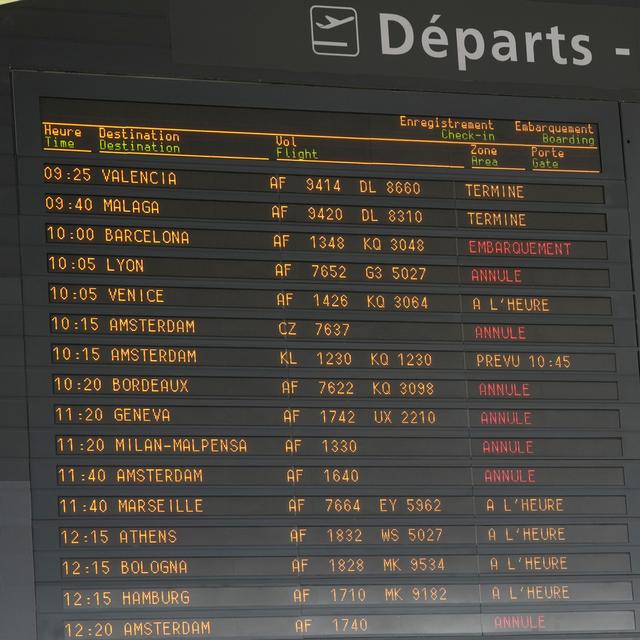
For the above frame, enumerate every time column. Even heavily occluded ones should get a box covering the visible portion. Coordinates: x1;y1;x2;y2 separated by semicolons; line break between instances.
21;161;158;639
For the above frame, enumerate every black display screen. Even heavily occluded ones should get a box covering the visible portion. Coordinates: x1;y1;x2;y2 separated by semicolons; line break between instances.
8;71;640;639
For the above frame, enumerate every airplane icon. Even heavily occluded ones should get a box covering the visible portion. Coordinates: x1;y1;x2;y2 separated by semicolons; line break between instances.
310;6;359;57
315;14;355;30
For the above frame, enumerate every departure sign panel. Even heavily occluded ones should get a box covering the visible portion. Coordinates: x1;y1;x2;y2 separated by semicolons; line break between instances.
12;71;640;639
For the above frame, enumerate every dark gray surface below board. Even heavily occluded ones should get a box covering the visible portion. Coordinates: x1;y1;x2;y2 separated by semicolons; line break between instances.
0;481;38;639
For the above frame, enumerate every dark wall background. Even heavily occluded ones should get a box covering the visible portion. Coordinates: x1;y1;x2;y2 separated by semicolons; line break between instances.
1;1;638;637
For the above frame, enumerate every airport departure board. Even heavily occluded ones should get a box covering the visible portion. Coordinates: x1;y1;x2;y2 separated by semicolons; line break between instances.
10;70;640;639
